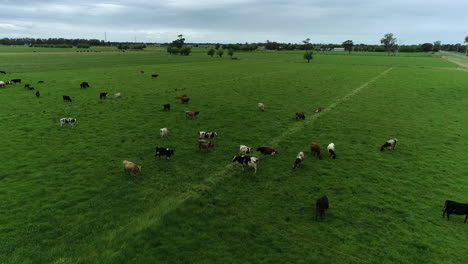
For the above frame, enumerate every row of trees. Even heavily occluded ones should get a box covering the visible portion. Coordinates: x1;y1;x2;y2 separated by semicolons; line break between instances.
166;35;192;56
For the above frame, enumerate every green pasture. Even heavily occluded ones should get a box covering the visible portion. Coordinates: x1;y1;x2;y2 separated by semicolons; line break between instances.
0;47;467;263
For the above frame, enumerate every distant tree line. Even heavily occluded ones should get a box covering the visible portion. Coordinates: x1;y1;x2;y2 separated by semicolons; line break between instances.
0;38;106;46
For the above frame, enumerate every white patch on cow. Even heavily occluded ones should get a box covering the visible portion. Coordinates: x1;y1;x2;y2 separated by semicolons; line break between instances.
239;145;251;155
327;143;335;152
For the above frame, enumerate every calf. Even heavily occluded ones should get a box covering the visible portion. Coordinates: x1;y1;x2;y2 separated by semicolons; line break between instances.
327;143;336;159
380;138;398;151
295;112;305;120
258;103;265;112
160;127;169;138
155;147;175;160
35;91;40;98
199;131;218;139
63;95;72;102
175;94;187;99
292;151;305;169
232;155;259;173
60;118;77;128
114;93;121;99
11;79;21;84
256;147;278;156
6;81;12;85
443;200;468;223
99;92;108;100
151;74;159;78
310;143;322;159
316;195;329;221
80;82;89;88
199;140;214;151
122;160;142;177
185;111;199;118
163;104;170;111
181;97;190;104
239;145;252;155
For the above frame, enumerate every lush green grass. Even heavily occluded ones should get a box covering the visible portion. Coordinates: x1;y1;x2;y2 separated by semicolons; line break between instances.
0;47;467;264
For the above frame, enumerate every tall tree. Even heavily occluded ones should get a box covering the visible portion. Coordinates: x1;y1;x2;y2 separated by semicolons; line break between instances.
171;34;185;49
302;38;312;51
465;36;468;55
433;41;441;52
380;33;397;56
342;40;354;54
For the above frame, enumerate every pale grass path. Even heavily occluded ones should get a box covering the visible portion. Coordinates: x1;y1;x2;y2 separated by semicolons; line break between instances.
100;67;394;253
442;56;468;72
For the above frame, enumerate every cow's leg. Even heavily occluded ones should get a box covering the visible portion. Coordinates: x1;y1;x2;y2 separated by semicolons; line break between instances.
443;208;446;218
464;214;468;223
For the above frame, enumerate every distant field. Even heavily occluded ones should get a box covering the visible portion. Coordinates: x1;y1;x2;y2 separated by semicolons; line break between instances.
0;47;467;264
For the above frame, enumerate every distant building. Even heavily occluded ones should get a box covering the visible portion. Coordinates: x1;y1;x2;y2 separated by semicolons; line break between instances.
333;48;345;52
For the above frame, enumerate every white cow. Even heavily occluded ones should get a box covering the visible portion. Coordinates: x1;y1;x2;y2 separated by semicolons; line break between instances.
160;128;169;137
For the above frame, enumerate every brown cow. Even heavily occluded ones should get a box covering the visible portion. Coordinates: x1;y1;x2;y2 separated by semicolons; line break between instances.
310;142;322;159
199;140;214;151
181;97;190;104
122;160;142;177
295;112;305;120
175;94;187;99
185;111;200;118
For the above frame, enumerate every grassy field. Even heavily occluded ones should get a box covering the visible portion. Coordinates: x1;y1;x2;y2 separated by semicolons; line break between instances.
0;47;467;264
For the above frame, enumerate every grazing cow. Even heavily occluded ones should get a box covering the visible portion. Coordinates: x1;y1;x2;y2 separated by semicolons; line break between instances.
232;155;259;173
151;74;159;78
443;200;468;223
114;93;121;99
258;103;265;112
380;138;398;151
199;131;218;139
160;127;169;138
6;81;12;85
59;118;77;127
315;108;322;113
155;147;175;160
122;160;142;177
163;104;170;111
175;94;187;99
185;111;199;118
35;91;40;97
27;87;34;90
0;81;4;88
239;145;252;155
256;147;278;156
199;140;214;151
292;151;305;169
63;95;72;102
11;79;21;84
295;112;305;120
38;81;44;83
80;82;89;88
327;143;336;159
181;97;190;104
24;84;30;89
99;92;108;99
310;143;322;159
0;71;6;74
316;195;329;220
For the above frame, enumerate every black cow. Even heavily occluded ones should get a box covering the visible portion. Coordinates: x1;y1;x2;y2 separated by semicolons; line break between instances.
443;200;468;223
163;104;170;111
256;147;278;155
63;95;72;102
24;84;30;89
80;82;90;88
315;195;329;221
155;147;175;160
151;74;159;78
38;81;44;83
11;79;21;84
28;87;34;90
0;70;6;74
35;91;40;97
99;92;108;99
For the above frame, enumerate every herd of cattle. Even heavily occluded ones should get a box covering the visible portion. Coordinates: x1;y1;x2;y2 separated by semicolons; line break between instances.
1;70;467;223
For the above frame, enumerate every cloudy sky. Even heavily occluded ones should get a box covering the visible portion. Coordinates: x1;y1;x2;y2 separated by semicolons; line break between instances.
0;0;466;44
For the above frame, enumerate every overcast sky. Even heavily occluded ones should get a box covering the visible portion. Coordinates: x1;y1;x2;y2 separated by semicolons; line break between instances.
0;0;466;44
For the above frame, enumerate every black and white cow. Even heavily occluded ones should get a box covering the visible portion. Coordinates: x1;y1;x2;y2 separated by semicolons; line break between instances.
443;200;468;223
80;82;90;88
232;155;259;173
327;143;336;159
199;131;218;139
35;91;40;97
155;147;175;160
380;138;398;151
63;95;72;102
60;118;77;127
